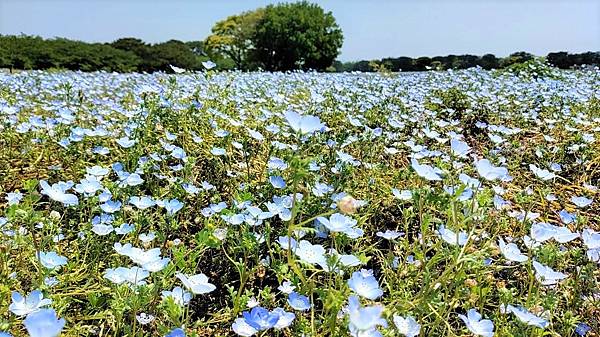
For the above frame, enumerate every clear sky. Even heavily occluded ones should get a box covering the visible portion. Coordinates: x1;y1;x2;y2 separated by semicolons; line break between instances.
1;0;598;61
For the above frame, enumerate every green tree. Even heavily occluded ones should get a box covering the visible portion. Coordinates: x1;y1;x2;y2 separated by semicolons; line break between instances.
252;1;343;71
204;9;264;70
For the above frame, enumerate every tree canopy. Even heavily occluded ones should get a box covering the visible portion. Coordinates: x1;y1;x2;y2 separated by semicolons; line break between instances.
252;1;343;71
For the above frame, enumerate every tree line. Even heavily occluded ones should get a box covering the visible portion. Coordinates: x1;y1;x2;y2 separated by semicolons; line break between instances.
1;0;598;73
334;51;600;72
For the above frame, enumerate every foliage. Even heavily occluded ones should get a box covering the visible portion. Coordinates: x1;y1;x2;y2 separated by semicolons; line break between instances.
0;66;599;337
252;1;344;71
204;9;265;70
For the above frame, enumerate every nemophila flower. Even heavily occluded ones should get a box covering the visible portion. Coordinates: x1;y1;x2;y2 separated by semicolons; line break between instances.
475;159;510;181
272;307;295;329
287;292;311;311
44;277;59;287
9;290;52;316
392;188;413;200
347;269;383;300
104;266;149;286
530;222;579;243
138;232;156;244
410;158;443;181
117;245;170;272
6;191;23;205
176;272;216;294
93;146;110;155
458;309;494;337
40;180;78;206
450;138;471;158
136;313;155;325
165;328;186;337
346;295;387;336
92;223;114;236
571;196;592;208
529;164;556;180
558;209;576;224
505;305;548;328
498;238;528;262
575;323;591;336
159;198;184;215
317;213;357;234
38;251;67;270
376;229;403;240
86;165;110;177
284;110;325;135
582;229;600;262
268;175;286;189
232;317;258;336
114;223;134;235
211;147;226;156
438;225;468;246
294;240;327;266
24;308;65;337
393;315;421;337
278;281;295;294
116;136;136;148
118;172;144;187
246;297;260;308
129;196;156;209
533;260;567;285
312;182;333;197
242;307;280;331
100;200;122;213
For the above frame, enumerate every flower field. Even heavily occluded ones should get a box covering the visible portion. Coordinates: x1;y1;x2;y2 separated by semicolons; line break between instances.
0;65;599;336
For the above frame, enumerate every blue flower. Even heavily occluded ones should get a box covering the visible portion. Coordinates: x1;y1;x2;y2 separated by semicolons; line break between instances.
438;225;468;246
9;290;52;316
393;315;420;337
376;230;403;240
317;213;357;234
347;296;387;335
410;159;443;181
269;176;286;189
532;260;567;285
165;328;185;337
242;307;280;331
458;309;494;337
571;196;593;208
129;196;156;210
558;209;576;224
498;238;528;262
162;287;192;306
232;318;258;336
475;159;510;181
162;199;184;215
287;292;311;311
176;272;216;294
272;307;295;329
347;269;383;300
450;138;470;158
40;180;78;206
284;111;325;135
575;323;591;336
100;200;122;213
505;305;548;328
24;309;65;337
38;251;68;270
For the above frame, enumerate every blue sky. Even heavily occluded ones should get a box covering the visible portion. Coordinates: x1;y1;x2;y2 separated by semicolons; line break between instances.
1;0;598;61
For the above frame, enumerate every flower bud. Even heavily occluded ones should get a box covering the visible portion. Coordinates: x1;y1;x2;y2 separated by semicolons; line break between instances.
338;195;358;214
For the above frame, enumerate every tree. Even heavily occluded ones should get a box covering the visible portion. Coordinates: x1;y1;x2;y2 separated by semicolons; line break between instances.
500;51;534;68
252;1;343;71
204;9;264;70
478;54;499;70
